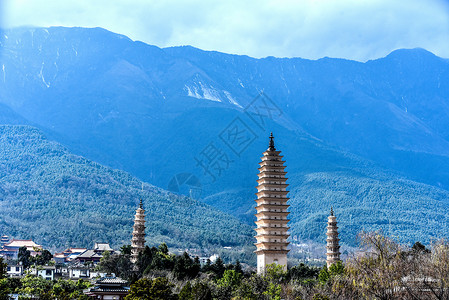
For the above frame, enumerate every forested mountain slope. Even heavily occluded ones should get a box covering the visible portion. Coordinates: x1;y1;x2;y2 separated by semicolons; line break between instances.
0;125;253;252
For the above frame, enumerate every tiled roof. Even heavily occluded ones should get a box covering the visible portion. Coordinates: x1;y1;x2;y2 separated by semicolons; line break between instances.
4;239;42;248
94;243;113;251
97;277;128;284
65;248;87;253
76;250;102;259
89;287;130;292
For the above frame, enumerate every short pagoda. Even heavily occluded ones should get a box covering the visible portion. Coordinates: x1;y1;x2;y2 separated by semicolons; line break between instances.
326;207;341;267
131;199;146;264
254;133;290;274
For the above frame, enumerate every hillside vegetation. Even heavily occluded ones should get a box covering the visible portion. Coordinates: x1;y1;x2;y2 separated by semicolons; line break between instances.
0;125;253;254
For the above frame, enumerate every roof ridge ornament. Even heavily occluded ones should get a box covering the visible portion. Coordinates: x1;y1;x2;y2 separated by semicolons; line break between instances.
330;206;334;216
139;198;143;209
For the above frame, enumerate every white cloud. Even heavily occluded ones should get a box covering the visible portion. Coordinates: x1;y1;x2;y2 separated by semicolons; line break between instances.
2;0;449;61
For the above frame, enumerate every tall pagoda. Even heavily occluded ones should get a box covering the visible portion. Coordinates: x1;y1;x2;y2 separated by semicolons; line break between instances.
254;133;290;274
326;207;341;267
131;199;146;264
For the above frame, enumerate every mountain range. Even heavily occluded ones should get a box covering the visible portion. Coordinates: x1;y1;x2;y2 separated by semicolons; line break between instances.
1;26;449;248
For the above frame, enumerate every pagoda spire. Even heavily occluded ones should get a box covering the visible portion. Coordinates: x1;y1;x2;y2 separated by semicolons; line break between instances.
268;132;276;151
131;199;146;263
255;133;290;274
326;208;341;267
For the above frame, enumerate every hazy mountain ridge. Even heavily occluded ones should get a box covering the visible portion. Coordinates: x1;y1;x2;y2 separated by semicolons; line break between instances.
1;27;449;247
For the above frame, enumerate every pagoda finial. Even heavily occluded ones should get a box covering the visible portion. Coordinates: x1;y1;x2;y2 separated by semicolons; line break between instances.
139;198;143;209
268;132;276;151
330;206;334;216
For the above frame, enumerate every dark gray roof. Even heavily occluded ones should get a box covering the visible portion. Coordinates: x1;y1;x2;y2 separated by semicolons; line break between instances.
97;277;128;284
76;250;102;259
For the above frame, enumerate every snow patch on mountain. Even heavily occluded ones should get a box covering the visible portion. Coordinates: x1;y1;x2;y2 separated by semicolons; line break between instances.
224;91;242;108
184;82;221;102
39;62;50;88
200;83;222;102
184;83;242;107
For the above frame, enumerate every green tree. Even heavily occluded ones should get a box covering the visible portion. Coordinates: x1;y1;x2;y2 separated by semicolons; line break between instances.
211;257;225;279
236;274;267;300
178;282;194;300
287;263;320;281
158;243;169;255
264;263;287;283
33;249;53;265
217;269;242;289
263;282;282;300
318;265;330;283
0;278;10;300
179;281;212;300
0;258;6;279
125;277;176;300
233;260;243;275
98;251;133;281
328;261;344;276
215;269;243;299
17;274;53;300
173;252;200;280
18;246;31;269
121;245;132;255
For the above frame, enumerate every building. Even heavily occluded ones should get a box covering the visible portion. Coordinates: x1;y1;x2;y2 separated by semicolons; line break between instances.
326;207;341;267
0;239;42;260
54;247;87;264
94;243;113;253
55;265;69;278
75;249;103;264
85;275;130;299
31;266;56;280
53;253;67;264
254;133;290;274
6;264;23;277
131;199;146;263
69;265;91;279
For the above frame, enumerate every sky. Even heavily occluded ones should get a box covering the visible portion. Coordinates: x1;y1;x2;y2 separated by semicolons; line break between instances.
1;0;449;61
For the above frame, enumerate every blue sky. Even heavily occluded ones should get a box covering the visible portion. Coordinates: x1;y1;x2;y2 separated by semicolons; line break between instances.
2;0;449;61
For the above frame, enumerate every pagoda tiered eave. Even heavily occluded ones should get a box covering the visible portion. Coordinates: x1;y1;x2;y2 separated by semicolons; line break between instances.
255;211;290;218
261;150;282;156
257;172;287;178
255;219;289;226
255;233;290;239
259;160;286;167
255;191;289;197
255;198;290;205
256;183;289;189
255;204;289;210
256;178;288;184
258;165;286;172
254;249;289;254
254;241;290;247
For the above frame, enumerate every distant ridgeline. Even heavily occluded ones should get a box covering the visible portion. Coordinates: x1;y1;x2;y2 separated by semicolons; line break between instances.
0;125;254;258
1;27;449;250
